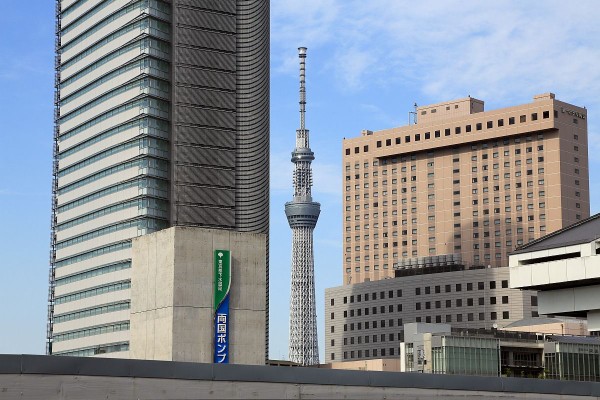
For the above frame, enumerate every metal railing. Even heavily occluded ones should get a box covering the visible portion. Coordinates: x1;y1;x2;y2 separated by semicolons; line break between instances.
46;0;61;356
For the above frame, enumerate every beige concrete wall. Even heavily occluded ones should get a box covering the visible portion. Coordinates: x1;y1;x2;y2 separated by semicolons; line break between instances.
502;321;588;336
130;226;267;365
417;97;485;124
323;358;401;371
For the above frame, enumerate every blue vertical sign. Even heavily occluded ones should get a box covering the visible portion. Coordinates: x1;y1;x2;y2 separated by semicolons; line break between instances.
214;250;231;363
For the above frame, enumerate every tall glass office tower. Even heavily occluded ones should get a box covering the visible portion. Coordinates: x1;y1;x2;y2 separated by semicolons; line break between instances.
48;0;269;358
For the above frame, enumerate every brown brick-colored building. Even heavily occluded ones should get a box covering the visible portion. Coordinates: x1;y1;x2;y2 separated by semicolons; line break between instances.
341;93;589;285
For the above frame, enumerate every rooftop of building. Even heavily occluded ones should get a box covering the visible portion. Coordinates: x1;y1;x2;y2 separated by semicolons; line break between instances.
547;335;600;344
347;93;585;145
504;317;586;329
405;322;595;344
511;212;600;254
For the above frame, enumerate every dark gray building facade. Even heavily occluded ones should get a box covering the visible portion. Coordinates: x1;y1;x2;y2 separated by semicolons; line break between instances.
169;0;269;230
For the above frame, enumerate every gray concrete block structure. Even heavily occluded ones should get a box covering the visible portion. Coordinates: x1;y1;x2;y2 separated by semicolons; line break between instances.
130;227;266;365
325;266;537;363
48;0;270;358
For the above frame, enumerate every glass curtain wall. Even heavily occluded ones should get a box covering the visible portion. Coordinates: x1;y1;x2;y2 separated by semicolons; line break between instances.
545;342;600;382
432;336;500;376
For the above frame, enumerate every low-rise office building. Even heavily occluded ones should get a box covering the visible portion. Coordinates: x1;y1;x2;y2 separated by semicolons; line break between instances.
401;323;545;378
545;336;600;381
325;264;538;363
402;323;505;377
399;323;600;381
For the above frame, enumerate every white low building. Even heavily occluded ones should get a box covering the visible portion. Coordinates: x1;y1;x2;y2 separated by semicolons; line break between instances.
510;214;600;331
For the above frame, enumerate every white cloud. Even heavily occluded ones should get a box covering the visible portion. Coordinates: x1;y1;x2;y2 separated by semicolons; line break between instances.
272;1;600;98
328;47;374;90
271;0;340;76
359;103;401;127
271;0;600;158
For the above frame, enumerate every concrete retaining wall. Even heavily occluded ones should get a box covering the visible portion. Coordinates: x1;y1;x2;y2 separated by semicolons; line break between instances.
1;355;600;399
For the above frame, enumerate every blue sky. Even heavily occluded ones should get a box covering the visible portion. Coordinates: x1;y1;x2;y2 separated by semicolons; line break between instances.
1;1;600;361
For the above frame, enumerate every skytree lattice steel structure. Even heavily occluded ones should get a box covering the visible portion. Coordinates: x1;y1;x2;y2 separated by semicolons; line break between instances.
285;47;320;366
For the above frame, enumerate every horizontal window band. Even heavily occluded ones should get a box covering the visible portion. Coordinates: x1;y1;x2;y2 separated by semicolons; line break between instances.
57;197;167;231
56;217;168;249
58;156;168;195
59;97;169;141
61;61;169;106
54;300;131;324
57;177;168;213
53;321;130;342
55;241;132;268
55;261;131;286
61;38;170;88
53;341;129;357
60;77;170;123
58;117;169;159
54;280;131;304
58;137;169;177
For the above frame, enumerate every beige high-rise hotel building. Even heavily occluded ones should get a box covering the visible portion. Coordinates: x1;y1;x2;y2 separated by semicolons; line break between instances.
325;93;589;363
342;93;589;285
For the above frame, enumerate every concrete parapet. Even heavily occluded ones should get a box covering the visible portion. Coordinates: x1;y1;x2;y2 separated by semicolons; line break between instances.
1;355;600;399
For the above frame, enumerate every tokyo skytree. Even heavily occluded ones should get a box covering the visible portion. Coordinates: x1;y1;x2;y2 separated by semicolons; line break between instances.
285;47;320;366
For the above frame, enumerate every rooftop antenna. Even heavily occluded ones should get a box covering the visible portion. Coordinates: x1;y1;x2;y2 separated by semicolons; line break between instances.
408;102;418;125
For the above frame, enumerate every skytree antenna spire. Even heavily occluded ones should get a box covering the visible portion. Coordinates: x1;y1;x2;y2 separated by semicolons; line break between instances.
285;47;320;366
299;47;307;133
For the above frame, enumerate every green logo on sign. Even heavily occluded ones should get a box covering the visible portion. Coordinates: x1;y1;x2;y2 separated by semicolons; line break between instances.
214;250;231;310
